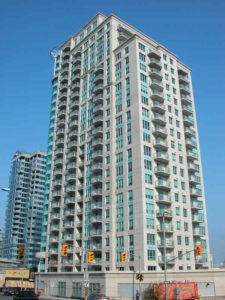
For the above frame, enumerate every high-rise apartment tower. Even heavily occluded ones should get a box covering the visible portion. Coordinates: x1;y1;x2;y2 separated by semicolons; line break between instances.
3;151;46;269
42;13;210;273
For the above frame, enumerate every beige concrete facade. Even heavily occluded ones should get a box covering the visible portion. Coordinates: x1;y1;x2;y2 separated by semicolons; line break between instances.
37;269;225;298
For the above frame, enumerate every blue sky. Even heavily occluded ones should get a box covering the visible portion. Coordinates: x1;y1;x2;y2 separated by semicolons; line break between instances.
0;0;224;264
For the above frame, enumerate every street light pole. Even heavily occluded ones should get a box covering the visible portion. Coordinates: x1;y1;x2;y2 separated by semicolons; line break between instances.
163;212;168;300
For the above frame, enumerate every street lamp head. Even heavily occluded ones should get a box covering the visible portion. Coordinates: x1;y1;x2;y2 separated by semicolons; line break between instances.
1;188;10;192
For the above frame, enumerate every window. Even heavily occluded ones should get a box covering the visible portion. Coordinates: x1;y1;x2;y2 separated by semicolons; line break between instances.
183;208;187;217
125;46;129;54
177;236;182;245
175;193;179;202
176;207;180;216
139;42;145;52
176;221;181;230
185;236;189;246
163;54;167;60
182;195;186;203
174;179;178;188
147;249;156;260
173;166;177;174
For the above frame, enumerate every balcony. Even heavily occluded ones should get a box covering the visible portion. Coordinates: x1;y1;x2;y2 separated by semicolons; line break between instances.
51;213;60;220
155;195;172;205
149;68;163;80
64;209;75;217
182;105;192;115
151;101;165;113
70;91;80;99
90;244;102;251
63;234;74;242
149;57;162;69
93;94;103;105
91;189;102;197
186;150;198;161
179;74;189;84
54;158;63;166
91;203;102;211
65;185;76;193
49;236;59;243
158;256;175;264
153;126;167;138
60;74;68;83
55;148;64;156
152;113;166;126
51;200;61;208
94;84;103;94
64;197;76;205
55;138;64;147
77;184;84;191
50;224;60;232
93;115;103;126
154;138;168;151
154;152;169;163
190;188;202;198
186;138;197;149
71;74;80;83
91;216;102;223
94;66;104;75
61;59;70;67
157;225;174;233
67;140;78;149
92;150;103;160
60;83;68;92
54;169;63;176
92;163;103;172
92;138;103;148
157;240;174;248
79;148;85;157
58;100;67;109
91;176;103;185
154;165;170;177
69;120;79;129
74;50;82;58
156;210;172;219
73;66;81;75
69;100;79;110
184;127;195;138
155;180;171;191
71;82;80;91
183;116;194;127
189;175;201;185
68;130;78;139
59;92;67;100
92;126;103;137
57;119;66;127
150;90;164;102
69;110;79;119
181;94;192;105
191;200;203;211
193;227;205;237
66;173;76;181
66;162;76;170
93;104;103;115
192;215;202;223
90;229;102;237
180;84;190;94
77;207;83;215
94;74;104;84
67;150;77;159
188;162;199;172
148;49;161;59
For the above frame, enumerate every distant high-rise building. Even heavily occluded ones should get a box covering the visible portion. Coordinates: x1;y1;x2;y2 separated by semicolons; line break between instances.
0;229;4;257
42;13;210;273
3;151;46;269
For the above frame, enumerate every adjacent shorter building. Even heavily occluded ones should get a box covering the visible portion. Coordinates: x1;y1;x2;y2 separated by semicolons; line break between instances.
3;151;46;270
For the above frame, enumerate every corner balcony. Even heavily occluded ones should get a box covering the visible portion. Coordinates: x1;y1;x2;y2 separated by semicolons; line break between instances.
91;216;102;224
71;82;80;91
54;158;63;167
192;215;202;223
155;179;171;191
90;244;102;251
184;127;195;138
91;176;103;185
51;213;60;221
68;120;79;129
66;173;76;181
93;104;103;115
148;57;162;69
58;100;67;109
63;234;74;242
94;66;104;75
90;229;102;238
148;49;161;59
186;150;198;161
151;101;165;114
150;90;164;102
182;105;192;115
193;227;205;237
64;197;76;205
60;74;68;84
92;163;103;172
157;240;174;249
186;138;197;149
69;110;79;119
68;130;78;139
91;189;102;197
93;115;103;126
49;236;59;243
54;169;63;176
181;94;192;105
149;68;163;80
67;150;77;159
180;84;190;95
64;209;75;217
92;150;103;160
66;162;76;171
154;138;168;151
188;162;200;172
91;203;102;211
190;188;202;198
179;74;189;84
155;195;172;205
153;126;167;138
156;210;172;219
157;225;174;233
73;49;82;59
51;201;61;209
59;92;67;100
94;84;104;94
71;73;80;83
94;74;104;84
92;138;103;148
70;91;80;100
69;100;79;110
152;113;166;126
61;59;70;68
55;138;64;147
191;200;203;211
93;94;103;105
92;126;103;137
60;83;68;92
65;185;76;193
154;165;170;177
50;224;60;232
154;152;169;164
55;148;64;156
189;175;201;185
158;256;175;265
183;116;194;127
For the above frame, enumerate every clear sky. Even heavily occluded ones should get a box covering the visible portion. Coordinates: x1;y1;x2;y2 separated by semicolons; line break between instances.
0;0;224;264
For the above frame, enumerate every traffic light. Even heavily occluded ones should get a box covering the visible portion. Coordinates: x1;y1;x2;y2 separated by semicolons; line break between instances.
136;273;140;280
196;244;202;256
61;244;68;256
121;251;126;263
88;251;94;263
17;247;25;259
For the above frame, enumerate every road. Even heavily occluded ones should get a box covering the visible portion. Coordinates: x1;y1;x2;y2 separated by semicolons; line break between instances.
0;295;59;300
